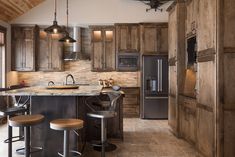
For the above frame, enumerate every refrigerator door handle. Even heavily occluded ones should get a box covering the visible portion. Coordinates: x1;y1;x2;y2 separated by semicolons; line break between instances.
160;59;163;92
157;60;160;92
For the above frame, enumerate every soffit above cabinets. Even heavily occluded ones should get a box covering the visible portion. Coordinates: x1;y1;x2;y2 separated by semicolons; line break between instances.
0;0;45;22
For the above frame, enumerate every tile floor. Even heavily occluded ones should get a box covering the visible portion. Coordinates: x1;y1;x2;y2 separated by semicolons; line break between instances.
0;118;202;157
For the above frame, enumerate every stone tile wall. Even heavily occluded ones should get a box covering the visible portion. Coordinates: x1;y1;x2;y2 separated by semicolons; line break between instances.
17;60;140;87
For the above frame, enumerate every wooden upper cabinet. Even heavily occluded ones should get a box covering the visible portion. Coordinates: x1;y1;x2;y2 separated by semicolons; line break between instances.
90;26;115;72
115;24;140;53
140;23;168;54
11;25;38;71
37;27;63;71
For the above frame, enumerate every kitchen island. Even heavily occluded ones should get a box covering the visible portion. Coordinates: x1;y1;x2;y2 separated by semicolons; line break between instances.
0;85;124;157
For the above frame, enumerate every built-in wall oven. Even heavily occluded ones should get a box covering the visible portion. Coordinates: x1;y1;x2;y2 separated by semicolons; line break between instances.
117;52;139;71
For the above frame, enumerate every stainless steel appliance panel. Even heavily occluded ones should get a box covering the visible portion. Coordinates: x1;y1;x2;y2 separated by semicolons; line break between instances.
142;55;168;119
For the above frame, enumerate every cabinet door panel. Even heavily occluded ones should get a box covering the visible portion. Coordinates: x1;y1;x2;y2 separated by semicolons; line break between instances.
93;42;103;70
104;42;115;70
51;34;63;71
14;38;23;70
159;27;168;53
119;26;128;51
37;30;50;71
23;28;35;70
130;26;139;51
144;27;158;53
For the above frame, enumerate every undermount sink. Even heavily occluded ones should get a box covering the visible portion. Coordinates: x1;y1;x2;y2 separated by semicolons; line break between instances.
46;85;79;90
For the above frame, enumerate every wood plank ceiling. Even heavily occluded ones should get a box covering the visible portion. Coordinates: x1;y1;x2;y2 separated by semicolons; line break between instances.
0;0;45;22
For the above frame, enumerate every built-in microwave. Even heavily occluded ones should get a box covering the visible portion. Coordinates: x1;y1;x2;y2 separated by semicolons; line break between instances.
117;52;139;71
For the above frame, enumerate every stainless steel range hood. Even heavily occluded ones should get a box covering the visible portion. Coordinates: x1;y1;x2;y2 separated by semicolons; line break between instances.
64;26;81;61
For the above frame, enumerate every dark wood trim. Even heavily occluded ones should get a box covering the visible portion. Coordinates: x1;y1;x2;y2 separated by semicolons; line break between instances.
179;94;196;100
224;47;235;53
197;48;216;62
139;22;168;28
169;57;176;66
114;23;139;26
224;108;235;111
197;103;214;113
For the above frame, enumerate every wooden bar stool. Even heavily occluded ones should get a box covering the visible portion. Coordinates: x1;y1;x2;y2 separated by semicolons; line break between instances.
50;119;84;157
8;114;44;157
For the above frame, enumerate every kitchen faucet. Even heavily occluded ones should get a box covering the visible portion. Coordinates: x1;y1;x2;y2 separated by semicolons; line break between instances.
65;74;75;85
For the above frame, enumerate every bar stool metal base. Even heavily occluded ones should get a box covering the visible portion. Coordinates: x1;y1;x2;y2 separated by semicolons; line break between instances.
93;142;117;152
58;150;82;157
15;147;43;155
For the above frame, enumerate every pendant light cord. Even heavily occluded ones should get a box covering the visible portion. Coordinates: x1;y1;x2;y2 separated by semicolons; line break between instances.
54;0;57;21
66;0;69;31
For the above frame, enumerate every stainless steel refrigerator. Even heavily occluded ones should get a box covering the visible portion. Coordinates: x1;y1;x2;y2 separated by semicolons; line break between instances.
141;55;168;119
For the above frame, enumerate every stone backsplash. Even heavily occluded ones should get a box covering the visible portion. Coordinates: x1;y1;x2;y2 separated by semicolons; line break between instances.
17;60;140;87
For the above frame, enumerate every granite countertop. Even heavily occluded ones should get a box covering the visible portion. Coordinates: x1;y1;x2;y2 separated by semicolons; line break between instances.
0;85;103;96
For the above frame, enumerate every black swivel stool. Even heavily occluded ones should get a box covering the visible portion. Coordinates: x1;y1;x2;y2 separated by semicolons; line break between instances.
87;92;121;157
50;119;84;157
8;114;45;157
0;96;30;157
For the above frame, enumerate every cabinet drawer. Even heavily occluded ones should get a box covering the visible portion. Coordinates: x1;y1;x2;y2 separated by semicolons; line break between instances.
123;97;138;105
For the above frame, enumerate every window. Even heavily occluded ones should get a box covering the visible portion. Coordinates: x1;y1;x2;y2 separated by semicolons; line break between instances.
0;26;6;88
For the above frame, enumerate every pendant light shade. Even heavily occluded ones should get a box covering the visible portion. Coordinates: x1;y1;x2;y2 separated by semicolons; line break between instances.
59;0;76;43
59;32;76;43
44;0;64;34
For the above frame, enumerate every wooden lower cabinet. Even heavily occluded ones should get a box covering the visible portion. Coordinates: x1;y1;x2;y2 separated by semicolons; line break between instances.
122;87;140;118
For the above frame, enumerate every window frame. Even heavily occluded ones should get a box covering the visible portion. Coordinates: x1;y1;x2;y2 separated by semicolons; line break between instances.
0;25;7;88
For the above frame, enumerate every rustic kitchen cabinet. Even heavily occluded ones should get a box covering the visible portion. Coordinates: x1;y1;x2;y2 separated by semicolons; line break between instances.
11;25;38;71
140;23;168;54
90;26;115;72
115;24;140;53
37;27;63;71
122;87;140;118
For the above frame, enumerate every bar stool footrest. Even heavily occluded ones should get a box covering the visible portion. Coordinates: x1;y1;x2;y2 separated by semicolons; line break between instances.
16;146;43;155
58;150;82;157
4;135;24;143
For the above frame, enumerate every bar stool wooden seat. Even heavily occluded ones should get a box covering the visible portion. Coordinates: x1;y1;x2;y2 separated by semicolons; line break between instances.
50;119;84;157
9;114;44;157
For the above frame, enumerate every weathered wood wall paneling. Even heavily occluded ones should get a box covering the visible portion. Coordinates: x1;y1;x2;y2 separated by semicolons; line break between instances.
167;1;186;136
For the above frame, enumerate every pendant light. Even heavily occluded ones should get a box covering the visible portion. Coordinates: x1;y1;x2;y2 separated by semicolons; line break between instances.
44;0;64;34
59;0;76;43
